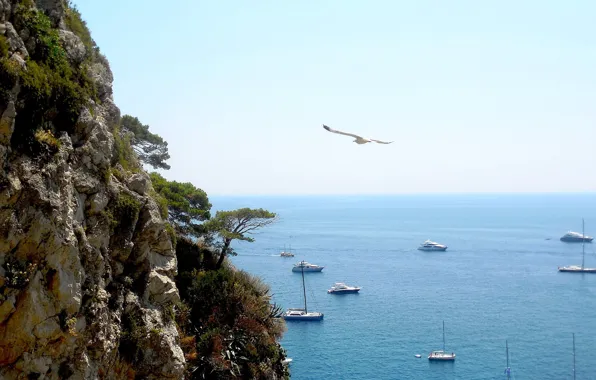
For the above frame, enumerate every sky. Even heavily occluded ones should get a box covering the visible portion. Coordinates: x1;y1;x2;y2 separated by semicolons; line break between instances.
73;0;596;195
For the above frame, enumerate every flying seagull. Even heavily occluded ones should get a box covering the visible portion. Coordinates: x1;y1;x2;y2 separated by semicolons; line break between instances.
322;125;393;145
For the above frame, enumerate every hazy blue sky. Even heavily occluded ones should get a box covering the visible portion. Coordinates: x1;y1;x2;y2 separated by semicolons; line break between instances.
74;0;596;195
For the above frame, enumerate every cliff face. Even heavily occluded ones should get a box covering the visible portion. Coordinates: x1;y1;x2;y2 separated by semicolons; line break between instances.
0;0;185;378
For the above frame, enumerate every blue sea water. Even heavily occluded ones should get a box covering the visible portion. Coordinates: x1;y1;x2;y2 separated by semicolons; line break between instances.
212;194;596;380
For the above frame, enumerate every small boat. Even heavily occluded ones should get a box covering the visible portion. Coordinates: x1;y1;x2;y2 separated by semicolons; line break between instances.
291;260;324;272
327;282;361;294
281;358;293;365
283;263;323;321
558;219;596;273
415;354;421;358
428;321;456;361
280;243;295;257
418;240;448;252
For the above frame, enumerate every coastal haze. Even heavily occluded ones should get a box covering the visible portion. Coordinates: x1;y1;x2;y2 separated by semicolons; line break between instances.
75;0;596;195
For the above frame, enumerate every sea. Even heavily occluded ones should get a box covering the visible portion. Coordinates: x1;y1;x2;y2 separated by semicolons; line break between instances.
211;194;596;380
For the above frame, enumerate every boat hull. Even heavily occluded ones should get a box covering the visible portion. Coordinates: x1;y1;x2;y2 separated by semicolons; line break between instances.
428;351;456;361
428;356;456;361
328;288;360;294
418;247;448;252
558;266;596;273
560;236;593;242
283;313;324;321
292;267;324;272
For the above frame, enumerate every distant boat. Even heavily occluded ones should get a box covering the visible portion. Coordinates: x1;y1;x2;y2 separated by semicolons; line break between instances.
414;354;421;358
558;219;596;273
418;240;448;252
428;321;456;361
283;261;323;321
280;244;294;257
327;282;361;294
292;260;324;272
560;221;593;243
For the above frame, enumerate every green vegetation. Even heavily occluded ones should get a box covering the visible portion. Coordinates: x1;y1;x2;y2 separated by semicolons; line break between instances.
64;1;95;53
0;35;9;58
176;268;288;379
106;192;142;234
204;208;278;269
7;4;96;158
120;115;171;170
112;125;140;172
150;172;211;239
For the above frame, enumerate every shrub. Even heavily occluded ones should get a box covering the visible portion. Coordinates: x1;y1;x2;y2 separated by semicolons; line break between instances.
107;192;142;234
0;35;9;58
176;266;288;379
0;58;21;104
34;129;60;149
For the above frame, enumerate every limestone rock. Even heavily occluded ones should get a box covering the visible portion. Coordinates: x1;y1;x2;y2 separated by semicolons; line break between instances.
0;2;185;379
59;29;87;64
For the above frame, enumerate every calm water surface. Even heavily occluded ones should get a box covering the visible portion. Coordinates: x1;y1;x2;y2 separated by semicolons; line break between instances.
212;194;596;379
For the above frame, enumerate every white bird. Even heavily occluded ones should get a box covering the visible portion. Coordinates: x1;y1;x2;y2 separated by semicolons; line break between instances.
322;124;393;145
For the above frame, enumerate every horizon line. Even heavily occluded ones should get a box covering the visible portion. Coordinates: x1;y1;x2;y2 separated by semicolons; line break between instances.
209;191;596;197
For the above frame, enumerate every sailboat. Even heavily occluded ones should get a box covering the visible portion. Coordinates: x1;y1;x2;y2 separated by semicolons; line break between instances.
428;321;456;361
504;340;511;379
558;218;596;273
283;263;323;321
280;243;294;257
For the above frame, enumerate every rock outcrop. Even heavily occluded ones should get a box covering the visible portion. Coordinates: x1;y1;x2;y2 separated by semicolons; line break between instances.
0;0;184;378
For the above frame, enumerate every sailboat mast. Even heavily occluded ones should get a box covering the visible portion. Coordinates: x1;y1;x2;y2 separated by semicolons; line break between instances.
573;333;576;380
442;320;445;352
506;340;510;380
581;219;585;269
301;265;307;314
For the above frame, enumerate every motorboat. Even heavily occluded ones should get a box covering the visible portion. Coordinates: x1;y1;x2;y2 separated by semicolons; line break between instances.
291;260;324;272
418;240;448;251
560;231;593;243
327;282;361;294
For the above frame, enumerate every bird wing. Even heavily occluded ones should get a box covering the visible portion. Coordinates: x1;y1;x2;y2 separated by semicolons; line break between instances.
322;124;362;139
370;139;393;144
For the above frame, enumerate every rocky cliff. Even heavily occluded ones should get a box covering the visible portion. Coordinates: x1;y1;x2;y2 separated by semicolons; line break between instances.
0;0;185;378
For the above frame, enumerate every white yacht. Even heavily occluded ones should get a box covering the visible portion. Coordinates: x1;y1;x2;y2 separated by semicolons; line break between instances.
560;231;593;243
327;282;361;294
291;260;324;272
418;240;448;252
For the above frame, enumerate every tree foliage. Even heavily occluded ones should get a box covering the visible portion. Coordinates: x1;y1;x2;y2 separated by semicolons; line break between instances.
150;172;211;239
204;208;278;269
120;115;171;170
